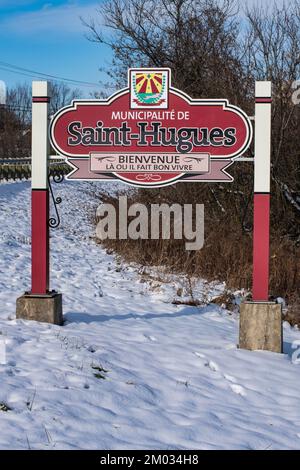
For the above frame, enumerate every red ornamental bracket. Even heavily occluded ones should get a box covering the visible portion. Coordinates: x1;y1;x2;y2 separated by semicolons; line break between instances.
50;68;253;188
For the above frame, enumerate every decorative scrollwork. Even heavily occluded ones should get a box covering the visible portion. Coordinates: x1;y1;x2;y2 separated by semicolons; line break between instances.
136;173;162;182
48;173;64;229
52;173;64;184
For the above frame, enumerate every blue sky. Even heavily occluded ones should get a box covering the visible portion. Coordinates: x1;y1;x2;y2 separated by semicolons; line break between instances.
0;0;110;96
0;0;284;97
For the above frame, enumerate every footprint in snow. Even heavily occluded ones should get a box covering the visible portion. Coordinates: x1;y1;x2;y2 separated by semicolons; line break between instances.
194;353;220;373
194;352;206;359
229;383;247;397
222;373;246;396
223;373;237;383
205;360;219;372
144;334;157;342
195;353;245;396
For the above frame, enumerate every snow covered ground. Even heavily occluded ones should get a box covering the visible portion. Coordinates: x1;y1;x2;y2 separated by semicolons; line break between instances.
0;179;300;450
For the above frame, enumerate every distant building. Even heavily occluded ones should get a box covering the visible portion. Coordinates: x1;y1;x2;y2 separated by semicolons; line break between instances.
0;81;6;105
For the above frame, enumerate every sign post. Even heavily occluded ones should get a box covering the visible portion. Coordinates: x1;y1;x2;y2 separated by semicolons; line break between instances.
239;81;282;353
252;81;272;301
31;81;50;295
16;81;63;325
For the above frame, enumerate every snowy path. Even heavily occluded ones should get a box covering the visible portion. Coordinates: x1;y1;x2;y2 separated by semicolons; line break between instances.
0;180;300;450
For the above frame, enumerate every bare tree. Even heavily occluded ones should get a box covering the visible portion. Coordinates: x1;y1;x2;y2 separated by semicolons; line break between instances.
83;0;300;299
49;82;82;114
244;1;300;233
84;0;250;103
0;82;82;159
7;83;31;125
84;0;300;233
84;0;254;232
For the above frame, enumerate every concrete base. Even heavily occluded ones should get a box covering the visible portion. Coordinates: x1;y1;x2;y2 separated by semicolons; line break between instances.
16;292;63;325
239;301;282;353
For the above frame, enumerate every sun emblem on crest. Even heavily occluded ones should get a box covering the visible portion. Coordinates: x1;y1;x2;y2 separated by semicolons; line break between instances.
130;69;169;109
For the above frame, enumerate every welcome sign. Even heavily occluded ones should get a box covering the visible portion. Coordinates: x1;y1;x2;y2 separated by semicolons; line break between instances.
50;69;253;187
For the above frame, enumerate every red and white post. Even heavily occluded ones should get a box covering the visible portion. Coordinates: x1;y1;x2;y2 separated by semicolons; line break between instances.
31;81;50;295
239;81;282;353
252;81;272;301
16;81;63;325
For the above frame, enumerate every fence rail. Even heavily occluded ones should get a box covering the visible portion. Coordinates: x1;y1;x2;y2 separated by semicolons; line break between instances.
0;158;65;165
0;158;32;164
0;158;69;181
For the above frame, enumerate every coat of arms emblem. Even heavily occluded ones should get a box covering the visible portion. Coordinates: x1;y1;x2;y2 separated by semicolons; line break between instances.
130;69;169;109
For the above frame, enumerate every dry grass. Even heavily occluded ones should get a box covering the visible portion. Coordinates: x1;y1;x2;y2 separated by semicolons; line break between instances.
95;185;300;325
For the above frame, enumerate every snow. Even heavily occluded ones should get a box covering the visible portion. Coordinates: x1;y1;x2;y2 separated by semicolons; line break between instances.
0;179;300;450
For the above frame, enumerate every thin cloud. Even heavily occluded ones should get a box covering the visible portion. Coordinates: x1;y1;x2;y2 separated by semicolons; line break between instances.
0;2;101;35
0;0;38;6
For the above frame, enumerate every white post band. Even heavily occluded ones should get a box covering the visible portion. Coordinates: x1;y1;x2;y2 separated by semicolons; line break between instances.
254;81;272;193
32;81;50;190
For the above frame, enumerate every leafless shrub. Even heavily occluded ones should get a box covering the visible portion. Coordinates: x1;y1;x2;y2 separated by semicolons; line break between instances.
88;1;300;321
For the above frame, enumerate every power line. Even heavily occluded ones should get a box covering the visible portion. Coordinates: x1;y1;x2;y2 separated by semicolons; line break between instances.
0;65;43;82
0;61;100;87
0;63;99;88
0;61;101;89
